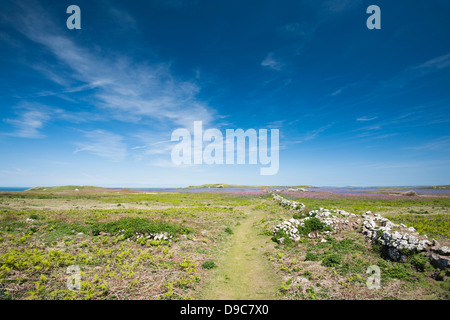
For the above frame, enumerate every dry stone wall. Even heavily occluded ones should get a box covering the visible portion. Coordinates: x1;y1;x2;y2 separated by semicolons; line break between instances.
271;193;449;271
271;194;360;242
361;212;449;270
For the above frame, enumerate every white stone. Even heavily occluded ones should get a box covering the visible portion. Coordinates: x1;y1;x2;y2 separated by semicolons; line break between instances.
392;232;402;240
408;236;418;245
438;246;450;256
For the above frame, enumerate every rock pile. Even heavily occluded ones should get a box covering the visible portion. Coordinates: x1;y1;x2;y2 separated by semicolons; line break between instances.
308;208;360;233
271;193;449;271
361;212;449;270
272;194;305;211
115;229;173;242
271;194;360;243
272;218;302;243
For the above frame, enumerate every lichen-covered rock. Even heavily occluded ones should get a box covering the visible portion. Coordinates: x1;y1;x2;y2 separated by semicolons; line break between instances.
272;194;359;241
438;246;450;256
271;193;449;272
430;254;450;270
360;211;448;270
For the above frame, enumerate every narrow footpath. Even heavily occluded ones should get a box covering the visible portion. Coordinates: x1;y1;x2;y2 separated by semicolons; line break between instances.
200;203;281;299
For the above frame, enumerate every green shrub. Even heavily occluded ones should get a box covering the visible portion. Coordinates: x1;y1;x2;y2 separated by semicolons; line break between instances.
28;226;39;234
332;238;364;254
293;212;303;219
202;260;217;270
322;254;341;267
388;214;450;238
224;227;233;234
92;218;191;239
271;230;294;246
298;217;332;235
305;252;320;261
384;264;415;281
408;253;429;272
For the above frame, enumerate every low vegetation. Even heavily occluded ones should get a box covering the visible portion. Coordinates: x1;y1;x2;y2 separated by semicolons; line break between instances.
0;190;250;300
258;195;450;300
0;188;449;300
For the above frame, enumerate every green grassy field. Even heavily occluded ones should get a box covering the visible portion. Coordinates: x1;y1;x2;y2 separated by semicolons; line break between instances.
0;188;449;300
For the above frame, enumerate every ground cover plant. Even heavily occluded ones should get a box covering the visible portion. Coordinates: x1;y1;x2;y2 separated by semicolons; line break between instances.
0;190;251;300
0;188;449;300
257;193;450;300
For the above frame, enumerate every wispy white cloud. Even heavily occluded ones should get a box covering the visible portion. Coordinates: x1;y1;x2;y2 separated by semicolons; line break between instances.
331;89;342;96
0;167;30;177
408;136;450;152
324;0;362;13
357;159;450;170
108;7;138;32
294;123;334;144
0;31;24;49
278;22;316;39
357;116;378;122
356;132;397;140
3;107;50;138
382;53;450;91
266;120;285;129
261;53;284;71
130;131;176;157
357;125;381;133
4;1;215;129
153;0;199;9
410;53;450;74
74;130;127;161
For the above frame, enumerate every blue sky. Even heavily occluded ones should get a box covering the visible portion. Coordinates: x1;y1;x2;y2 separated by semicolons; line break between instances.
0;0;449;187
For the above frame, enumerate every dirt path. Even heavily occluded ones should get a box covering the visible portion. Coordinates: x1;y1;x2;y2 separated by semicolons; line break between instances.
199;203;281;299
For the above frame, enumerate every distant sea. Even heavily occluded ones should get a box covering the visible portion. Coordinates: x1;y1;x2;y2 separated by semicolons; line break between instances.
115;186;450;195
0;187;30;191
0;186;448;195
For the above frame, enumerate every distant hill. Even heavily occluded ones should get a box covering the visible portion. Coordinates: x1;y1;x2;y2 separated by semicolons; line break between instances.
183;183;251;189
183;184;314;189
25;185;105;191
421;185;450;189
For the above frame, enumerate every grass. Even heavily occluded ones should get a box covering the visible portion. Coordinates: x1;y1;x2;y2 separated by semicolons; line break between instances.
258;194;450;300
201;260;217;269
0;191;250;300
91;217;192;238
199;204;281;300
224;227;234;235
386;214;450;239
0;188;449;300
284;193;450;215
